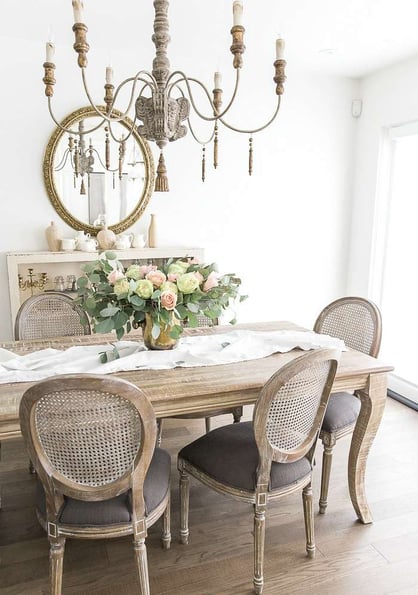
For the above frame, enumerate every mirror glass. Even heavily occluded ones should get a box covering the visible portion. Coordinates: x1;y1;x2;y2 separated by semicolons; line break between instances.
43;106;155;235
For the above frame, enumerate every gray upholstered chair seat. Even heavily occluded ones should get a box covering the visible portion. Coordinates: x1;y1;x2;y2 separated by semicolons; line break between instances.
37;448;171;525
321;393;361;433
179;421;312;492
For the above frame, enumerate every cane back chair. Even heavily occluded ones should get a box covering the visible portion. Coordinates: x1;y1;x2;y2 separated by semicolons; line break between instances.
313;296;382;514
19;374;171;595
12;292;91;478
14;292;91;340
178;349;339;594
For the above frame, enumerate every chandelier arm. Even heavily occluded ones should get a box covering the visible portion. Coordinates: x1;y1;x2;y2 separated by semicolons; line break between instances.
186;118;216;145
111;72;156;114
106;114;136;145
47;98;107;135
167;69;241;122
54;149;72;172
219;96;281;134
90;148;119;173
81;68;154;123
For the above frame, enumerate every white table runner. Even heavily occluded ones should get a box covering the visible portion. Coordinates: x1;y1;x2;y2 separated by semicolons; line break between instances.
0;330;345;384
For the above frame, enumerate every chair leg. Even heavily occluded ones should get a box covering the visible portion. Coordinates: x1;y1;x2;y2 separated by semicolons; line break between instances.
319;438;335;514
205;417;211;433
161;492;171;550
49;536;66;595
133;537;150;595
302;483;315;559
156;418;163;447
253;504;266;594
232;406;243;423
179;469;190;545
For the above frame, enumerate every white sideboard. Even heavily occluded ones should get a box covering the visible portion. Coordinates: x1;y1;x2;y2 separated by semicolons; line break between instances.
7;247;204;328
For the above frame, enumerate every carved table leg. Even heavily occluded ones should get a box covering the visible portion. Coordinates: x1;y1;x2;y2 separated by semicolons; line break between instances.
348;373;387;524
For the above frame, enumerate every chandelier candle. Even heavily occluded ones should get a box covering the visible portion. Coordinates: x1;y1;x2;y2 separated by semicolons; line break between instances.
43;0;286;190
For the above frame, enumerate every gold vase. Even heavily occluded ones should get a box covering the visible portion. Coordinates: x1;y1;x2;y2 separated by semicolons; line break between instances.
142;312;179;350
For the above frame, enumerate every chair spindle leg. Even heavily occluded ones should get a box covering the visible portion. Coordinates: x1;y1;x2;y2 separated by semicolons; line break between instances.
50;536;65;595
319;441;334;514
179;470;190;545
133;538;150;595
302;483;315;558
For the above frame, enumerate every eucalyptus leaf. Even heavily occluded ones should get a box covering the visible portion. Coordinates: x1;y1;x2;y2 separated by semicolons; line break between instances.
116;326;125;340
82;262;99;274
152;322;161;339
114;310;130;329
95;318;115;333
129;295;146;307
100;306;120;317
187;312;198;327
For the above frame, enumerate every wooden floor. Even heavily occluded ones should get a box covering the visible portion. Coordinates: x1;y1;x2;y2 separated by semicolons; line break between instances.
1;397;417;595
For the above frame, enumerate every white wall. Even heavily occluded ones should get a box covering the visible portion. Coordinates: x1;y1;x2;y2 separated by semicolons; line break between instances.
0;25;357;340
349;54;418;296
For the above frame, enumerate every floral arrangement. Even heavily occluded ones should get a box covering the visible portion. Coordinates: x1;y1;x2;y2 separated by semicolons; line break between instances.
76;251;246;341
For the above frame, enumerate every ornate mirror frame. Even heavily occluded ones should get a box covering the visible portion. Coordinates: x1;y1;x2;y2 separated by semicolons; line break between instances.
43;106;155;235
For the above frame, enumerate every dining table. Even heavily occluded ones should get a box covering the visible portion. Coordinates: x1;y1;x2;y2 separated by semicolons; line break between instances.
0;320;393;525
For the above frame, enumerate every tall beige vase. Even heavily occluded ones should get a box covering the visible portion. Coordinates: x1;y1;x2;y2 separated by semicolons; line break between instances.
45;221;62;252
148;214;157;248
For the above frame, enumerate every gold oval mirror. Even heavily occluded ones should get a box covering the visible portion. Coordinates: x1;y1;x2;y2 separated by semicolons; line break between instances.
43;106;155;235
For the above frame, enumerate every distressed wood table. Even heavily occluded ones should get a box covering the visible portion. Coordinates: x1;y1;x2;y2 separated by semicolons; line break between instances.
0;321;393;524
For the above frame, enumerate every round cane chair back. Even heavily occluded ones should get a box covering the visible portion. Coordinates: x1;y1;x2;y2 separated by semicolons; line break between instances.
314;297;382;357
15;292;91;340
19;374;156;501
253;349;339;466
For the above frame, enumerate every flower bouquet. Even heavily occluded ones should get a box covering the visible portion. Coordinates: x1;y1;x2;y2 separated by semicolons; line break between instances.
76;251;246;347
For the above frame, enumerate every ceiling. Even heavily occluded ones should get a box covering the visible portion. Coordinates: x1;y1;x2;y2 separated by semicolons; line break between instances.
6;0;418;78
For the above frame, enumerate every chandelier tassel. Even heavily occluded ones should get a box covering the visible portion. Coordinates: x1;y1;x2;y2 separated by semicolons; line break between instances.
105;127;110;170
155;151;169;192
214;123;219;170
248;136;253;176
202;146;206;182
80;176;86;195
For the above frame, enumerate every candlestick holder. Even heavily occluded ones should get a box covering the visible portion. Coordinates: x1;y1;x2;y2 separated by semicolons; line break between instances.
18;269;48;295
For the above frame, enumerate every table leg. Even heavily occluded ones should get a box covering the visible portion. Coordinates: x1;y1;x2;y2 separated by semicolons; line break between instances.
348;372;387;524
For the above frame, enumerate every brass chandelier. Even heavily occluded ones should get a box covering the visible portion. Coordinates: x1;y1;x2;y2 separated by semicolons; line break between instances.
43;0;286;192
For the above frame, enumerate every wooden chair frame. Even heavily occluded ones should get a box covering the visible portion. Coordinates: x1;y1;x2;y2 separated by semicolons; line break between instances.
178;348;339;594
19;374;171;595
313;296;382;514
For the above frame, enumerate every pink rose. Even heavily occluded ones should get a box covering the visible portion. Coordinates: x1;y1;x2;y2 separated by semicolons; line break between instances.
107;270;125;285
168;273;179;282
194;271;204;285
160;290;177;311
146;269;167;287
139;264;157;278
203;271;219;292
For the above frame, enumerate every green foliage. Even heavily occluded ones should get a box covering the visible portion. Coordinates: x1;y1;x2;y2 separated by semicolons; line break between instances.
76;254;245;340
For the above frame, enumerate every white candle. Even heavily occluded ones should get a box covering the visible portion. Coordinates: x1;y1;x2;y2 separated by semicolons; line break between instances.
214;71;222;89
276;38;285;60
233;1;243;26
45;41;55;63
106;66;114;84
72;0;84;23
